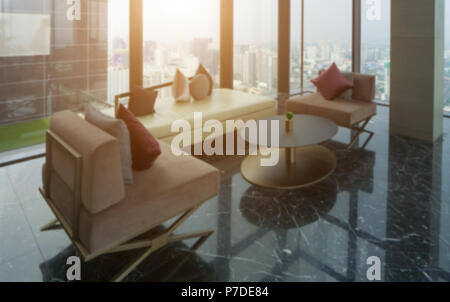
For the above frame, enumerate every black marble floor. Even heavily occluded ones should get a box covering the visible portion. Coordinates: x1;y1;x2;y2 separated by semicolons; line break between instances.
0;106;449;282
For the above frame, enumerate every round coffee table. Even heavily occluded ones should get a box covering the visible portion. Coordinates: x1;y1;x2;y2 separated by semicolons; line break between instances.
240;115;338;189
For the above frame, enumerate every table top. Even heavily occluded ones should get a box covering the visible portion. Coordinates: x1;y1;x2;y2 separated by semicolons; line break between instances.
240;115;338;148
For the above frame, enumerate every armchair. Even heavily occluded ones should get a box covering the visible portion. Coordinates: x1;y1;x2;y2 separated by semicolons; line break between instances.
286;73;377;149
39;111;220;281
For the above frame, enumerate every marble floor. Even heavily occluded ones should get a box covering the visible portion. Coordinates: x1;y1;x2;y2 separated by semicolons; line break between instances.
0;106;449;282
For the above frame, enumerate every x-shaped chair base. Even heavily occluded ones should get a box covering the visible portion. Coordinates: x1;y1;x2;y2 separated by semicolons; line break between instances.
347;117;375;150
41;205;213;282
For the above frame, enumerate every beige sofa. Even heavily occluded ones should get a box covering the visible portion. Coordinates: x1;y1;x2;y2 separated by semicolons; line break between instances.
40;110;220;281
108;88;278;146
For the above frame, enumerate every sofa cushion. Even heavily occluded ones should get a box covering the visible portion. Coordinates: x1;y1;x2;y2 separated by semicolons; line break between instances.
311;63;354;100
129;86;158;117
85;105;134;185
190;74;210;101
117;105;161;171
49;111;125;214
47;141;220;253
339;72;354;100
156;89;277;135
286;93;377;127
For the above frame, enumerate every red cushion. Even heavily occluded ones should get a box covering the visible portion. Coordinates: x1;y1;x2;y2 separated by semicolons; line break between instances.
117;104;161;171
311;63;354;100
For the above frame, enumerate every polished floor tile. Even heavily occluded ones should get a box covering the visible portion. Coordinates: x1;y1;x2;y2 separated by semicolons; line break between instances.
0;204;39;264
0;169;18;206
0;249;44;282
0;106;450;282
21;198;71;260
6;157;45;203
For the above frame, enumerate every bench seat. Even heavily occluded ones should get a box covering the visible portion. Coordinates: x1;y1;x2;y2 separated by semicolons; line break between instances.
103;88;277;144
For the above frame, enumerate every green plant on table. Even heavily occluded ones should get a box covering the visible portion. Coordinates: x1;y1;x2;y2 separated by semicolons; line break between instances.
286;112;294;120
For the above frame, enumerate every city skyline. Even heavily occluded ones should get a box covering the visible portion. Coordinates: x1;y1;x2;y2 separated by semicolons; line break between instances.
112;0;450;46
107;0;450;111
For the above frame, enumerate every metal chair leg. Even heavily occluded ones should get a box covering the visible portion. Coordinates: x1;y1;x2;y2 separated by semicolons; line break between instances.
112;244;158;282
40;218;63;231
347;118;374;150
112;230;214;282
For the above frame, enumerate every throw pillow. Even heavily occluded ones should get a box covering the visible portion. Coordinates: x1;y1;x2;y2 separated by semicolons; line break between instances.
172;69;191;102
311;63;354;100
129;86;158;117
195;64;213;96
85;105;134;184
189;74;210;101
117;104;161;171
339;72;354;100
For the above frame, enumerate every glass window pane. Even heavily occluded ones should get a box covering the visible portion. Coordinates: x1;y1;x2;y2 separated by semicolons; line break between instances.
143;0;220;98
361;0;390;103
0;0;123;156
234;0;278;96
445;0;450;114
303;0;352;89
108;0;130;104
290;0;302;94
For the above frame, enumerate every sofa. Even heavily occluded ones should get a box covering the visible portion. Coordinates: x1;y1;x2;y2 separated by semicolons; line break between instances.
40;110;220;281
107;88;278;146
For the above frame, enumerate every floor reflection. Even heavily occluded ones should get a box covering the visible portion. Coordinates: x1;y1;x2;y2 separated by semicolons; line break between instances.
240;183;337;229
1;106;449;282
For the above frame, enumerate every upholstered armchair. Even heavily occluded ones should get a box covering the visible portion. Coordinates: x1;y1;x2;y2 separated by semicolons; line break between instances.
286;73;377;149
39;111;220;281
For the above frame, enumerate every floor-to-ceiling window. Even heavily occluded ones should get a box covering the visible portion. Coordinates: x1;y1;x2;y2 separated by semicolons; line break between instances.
444;0;450;114
0;0;127;158
303;0;352;87
234;0;278;96
361;0;390;104
290;0;302;94
290;0;352;93
108;0;130;104
142;0;220;98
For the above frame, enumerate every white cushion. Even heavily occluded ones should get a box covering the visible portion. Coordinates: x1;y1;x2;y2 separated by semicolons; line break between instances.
339;72;354;100
171;69;190;102
189;74;210;101
85;105;133;185
195;64;214;96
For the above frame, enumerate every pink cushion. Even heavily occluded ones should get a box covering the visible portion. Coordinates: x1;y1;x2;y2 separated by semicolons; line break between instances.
311;63;354;100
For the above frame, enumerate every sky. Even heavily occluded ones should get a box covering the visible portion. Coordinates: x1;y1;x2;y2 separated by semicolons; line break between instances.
109;0;450;48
